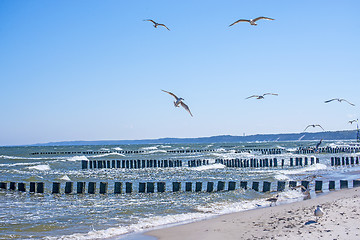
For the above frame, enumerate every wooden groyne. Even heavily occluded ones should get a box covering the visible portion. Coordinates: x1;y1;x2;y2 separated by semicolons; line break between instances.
81;156;360;169
1;179;359;195
215;157;320;168
30;146;360;156
296;146;360;154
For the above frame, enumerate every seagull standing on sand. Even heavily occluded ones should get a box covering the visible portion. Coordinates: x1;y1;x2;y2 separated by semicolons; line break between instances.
314;205;324;222
229;16;275;26
324;98;355;106
266;194;279;207
161;90;193;117
303;124;324;132
245;93;278;100
144;19;170;31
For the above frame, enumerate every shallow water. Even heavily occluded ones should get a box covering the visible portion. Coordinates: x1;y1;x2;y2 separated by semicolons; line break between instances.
0;141;359;239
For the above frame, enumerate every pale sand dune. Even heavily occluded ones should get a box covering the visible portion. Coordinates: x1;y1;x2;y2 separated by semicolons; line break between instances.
145;188;360;240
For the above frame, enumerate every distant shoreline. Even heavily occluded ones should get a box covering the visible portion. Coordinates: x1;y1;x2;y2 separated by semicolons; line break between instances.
11;129;359;147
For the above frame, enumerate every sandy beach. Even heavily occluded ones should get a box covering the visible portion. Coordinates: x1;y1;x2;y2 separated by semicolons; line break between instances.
145;187;360;240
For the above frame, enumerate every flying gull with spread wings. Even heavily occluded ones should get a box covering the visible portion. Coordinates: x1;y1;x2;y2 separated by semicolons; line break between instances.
229;16;275;26
349;119;358;124
324;98;355;106
144;19;170;31
161;90;193;117
246;93;278;100
303;124;324;132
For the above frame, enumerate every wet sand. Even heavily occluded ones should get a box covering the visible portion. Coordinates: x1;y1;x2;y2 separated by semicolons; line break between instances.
145;187;360;239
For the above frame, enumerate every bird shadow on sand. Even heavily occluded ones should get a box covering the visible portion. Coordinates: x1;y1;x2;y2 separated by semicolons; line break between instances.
304;220;317;225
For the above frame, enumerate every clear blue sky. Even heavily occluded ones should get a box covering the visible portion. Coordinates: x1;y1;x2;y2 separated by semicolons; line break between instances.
0;0;359;146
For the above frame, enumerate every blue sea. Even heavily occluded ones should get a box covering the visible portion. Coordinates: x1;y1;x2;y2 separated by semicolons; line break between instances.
1;140;360;239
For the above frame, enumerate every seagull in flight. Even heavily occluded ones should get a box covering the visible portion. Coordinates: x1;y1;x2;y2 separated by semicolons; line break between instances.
324;98;355;106
348;119;358;124
229;16;275;26
161;90;193;117
303;124;324;132
245;93;278;100
144;19;170;31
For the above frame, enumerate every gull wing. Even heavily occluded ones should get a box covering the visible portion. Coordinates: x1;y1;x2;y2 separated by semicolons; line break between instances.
158;24;170;31
324;98;338;103
263;93;278;96
253;16;275;22
161;89;178;100
144;19;156;24
180;102;193;117
303;125;312;132
315;124;325;131
229;19;250;26
341;99;355;106
245;95;259;99
349;120;357;124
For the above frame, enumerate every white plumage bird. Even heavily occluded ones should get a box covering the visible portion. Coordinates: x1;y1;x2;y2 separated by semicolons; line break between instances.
303;124;324;132
229;16;275;26
161;90;193;117
314;205;324;222
324;98;355;106
245;93;278;100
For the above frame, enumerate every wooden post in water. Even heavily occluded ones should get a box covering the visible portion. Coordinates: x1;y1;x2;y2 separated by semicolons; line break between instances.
9;182;16;190
301;181;309;192
147;182;155;193
217;181;225;191
195;182;202;192
126;182;132;193
262;181;271;192
100;182;108;194
77;182;85;194
88;182;96;194
65;182;73;194
173;182;181;192
52;182;60;194
329;180;335;191
81;160;88;169
206;182;214;192
289;181;297;188
252;182;259;192
157;182;166;193
37;182;44;193
114;182;122;194
315;180;323;193
185;182;192;192
30;182;36;193
0;182;7;189
240;181;247;190
353;180;360;188
340;180;348;189
18;183;26;192
228;181;236;191
277;181;285;192
139;182;146;193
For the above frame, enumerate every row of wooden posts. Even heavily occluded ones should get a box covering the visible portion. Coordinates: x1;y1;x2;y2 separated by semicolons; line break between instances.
30;149;218;156
331;156;360;166
82;156;360;170
1;179;359;194
215;157;320;168
81;159;211;169
296;146;360;154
